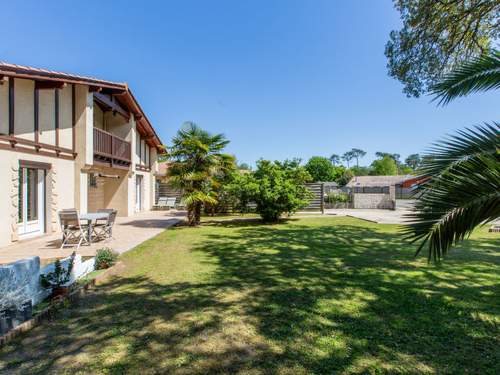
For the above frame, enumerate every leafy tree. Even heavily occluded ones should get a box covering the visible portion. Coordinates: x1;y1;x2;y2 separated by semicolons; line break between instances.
350;148;367;167
386;0;499;97
329;153;340;165
341;151;354;168
225;172;258;213
238;162;251;170
337;168;354;186
371;156;398;175
305;156;337;182
405;153;422;170
406;50;500;260
167;122;233;226
399;165;414;175
350;165;372;176
375;152;401;164
248;159;313;222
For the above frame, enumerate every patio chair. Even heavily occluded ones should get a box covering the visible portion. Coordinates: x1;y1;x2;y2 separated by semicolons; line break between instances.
166;197;177;209
156;197;168;210
93;209;118;240
59;210;89;249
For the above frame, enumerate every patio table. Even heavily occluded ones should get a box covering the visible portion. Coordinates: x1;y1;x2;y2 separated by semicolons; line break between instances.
80;212;109;244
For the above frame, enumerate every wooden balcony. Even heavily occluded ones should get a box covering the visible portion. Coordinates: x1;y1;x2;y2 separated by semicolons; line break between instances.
93;127;131;169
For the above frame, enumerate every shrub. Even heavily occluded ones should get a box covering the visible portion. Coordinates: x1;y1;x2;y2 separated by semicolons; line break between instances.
249;159;313;222
325;192;350;203
40;252;75;290
94;248;119;270
225;173;259;213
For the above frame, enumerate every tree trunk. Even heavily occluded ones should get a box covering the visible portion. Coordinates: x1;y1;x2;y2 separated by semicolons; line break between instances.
187;205;196;226
194;202;202;225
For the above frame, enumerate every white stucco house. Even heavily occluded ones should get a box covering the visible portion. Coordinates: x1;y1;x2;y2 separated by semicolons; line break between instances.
0;62;163;248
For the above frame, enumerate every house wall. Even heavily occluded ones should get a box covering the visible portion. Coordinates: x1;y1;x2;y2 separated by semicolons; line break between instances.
13;79;35;141
0;74;161;248
38;89;55;144
59;85;73;150
0;81;8;135
0;149;75;248
73;85;92;214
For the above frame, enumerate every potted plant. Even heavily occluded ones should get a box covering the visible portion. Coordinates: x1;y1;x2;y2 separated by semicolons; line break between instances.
94;247;119;270
40;252;76;298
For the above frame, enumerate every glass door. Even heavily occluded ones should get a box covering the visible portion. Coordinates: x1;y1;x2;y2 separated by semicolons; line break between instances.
18;168;45;237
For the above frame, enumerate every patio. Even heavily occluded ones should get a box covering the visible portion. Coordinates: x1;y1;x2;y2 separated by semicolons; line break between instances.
0;211;185;265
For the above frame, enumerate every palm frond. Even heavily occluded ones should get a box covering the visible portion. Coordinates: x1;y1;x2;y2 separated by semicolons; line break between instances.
405;124;500;260
431;50;500;105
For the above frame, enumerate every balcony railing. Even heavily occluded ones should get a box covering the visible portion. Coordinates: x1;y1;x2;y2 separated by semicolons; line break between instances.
93;127;131;168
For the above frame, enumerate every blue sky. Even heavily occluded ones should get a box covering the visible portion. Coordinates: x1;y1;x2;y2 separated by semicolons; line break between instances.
2;0;498;166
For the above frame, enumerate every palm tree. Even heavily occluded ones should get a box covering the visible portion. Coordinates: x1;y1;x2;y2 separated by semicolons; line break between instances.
167;122;233;226
407;50;500;260
350;148;366;167
329;154;340;165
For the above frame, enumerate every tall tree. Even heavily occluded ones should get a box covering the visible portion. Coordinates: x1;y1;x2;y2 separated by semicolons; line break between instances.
329;153;340;165
341;151;354;168
350;148;367;167
405;153;422;170
386;0;499;97
406;50;500;260
167;122;233;226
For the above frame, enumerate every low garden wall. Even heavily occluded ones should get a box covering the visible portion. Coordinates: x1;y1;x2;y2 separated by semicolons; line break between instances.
0;254;95;309
352;193;395;210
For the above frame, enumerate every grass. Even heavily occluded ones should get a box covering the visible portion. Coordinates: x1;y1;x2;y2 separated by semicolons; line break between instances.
1;217;499;374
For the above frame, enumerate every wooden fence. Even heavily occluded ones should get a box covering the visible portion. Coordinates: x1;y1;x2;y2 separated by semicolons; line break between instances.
155;181;325;213
303;183;324;213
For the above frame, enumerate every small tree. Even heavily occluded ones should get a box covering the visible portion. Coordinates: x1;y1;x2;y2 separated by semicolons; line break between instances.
337;168;354;186
249;159;313;222
167;122;233;226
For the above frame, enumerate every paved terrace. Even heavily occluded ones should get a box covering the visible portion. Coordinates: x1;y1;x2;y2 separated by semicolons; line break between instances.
0;211;185;265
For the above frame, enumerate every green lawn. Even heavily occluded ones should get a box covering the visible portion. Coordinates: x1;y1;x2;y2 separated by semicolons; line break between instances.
1;217;499;374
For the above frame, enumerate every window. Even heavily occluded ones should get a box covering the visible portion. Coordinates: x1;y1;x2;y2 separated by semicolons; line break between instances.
89;174;98;188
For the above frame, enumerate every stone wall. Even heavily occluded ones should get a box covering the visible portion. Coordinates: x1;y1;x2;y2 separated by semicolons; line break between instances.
352;193;395;210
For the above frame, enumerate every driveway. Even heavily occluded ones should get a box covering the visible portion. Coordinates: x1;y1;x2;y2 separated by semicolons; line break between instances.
325;200;415;224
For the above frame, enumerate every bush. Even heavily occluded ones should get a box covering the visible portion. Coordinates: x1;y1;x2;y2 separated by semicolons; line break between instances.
325;192;350;203
245;159;313;222
94;248;119;270
40;252;75;290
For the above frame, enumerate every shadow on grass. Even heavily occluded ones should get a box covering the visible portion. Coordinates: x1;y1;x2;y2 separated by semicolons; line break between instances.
1;219;499;374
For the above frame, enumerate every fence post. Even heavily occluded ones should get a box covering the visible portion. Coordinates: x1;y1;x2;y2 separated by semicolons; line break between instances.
321;183;324;214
